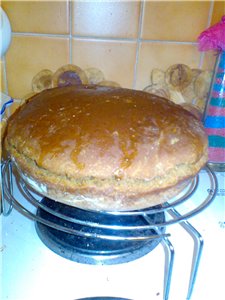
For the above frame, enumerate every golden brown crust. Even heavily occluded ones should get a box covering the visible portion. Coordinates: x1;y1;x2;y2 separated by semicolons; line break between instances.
5;85;208;211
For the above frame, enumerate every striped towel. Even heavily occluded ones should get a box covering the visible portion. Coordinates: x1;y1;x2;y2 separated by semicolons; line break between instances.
204;51;225;163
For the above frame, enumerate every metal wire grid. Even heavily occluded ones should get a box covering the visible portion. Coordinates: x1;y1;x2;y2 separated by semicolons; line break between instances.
1;159;217;238
1;159;218;300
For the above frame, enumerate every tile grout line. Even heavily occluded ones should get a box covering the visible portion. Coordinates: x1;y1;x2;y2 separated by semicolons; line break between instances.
69;0;72;64
142;40;198;45
199;0;214;69
133;1;145;89
11;32;198;46
12;32;70;38
207;0;215;27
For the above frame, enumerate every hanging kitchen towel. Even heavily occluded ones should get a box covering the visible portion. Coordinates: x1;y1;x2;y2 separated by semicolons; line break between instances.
198;15;225;169
204;51;225;163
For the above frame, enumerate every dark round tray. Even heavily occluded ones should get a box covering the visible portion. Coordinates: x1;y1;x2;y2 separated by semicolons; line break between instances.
36;197;165;264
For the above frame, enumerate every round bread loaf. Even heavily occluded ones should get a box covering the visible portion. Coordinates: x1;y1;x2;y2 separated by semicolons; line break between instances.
5;85;208;211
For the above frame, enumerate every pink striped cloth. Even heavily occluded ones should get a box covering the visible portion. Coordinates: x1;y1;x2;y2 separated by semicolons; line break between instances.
208;147;225;162
206;128;225;137
208;106;225;116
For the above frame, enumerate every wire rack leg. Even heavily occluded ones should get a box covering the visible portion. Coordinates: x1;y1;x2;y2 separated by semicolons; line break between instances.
143;214;174;300
161;235;175;300
152;225;174;300
184;223;204;300
169;208;204;300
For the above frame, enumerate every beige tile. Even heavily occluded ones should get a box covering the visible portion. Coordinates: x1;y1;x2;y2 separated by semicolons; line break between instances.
135;42;201;90
72;39;137;88
72;1;140;38
2;1;69;34
142;1;210;42
211;1;225;25
202;51;218;70
5;36;70;98
0;60;7;93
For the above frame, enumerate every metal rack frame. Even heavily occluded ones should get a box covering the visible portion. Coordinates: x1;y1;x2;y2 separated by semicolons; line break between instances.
1;159;218;300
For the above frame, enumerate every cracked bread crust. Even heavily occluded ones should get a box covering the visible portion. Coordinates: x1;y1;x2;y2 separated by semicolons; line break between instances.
5;85;208;211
